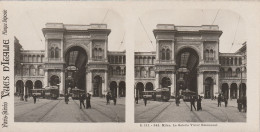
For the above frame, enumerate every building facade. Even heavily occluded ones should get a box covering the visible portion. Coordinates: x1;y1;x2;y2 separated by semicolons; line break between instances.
134;24;247;99
14;23;126;97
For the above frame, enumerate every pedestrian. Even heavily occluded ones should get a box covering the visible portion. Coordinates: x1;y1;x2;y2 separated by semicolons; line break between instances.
106;92;110;105
242;96;247;112
113;96;117;105
79;94;85;109
190;96;196;111
237;97;242;112
224;97;228;107
217;94;222;107
176;95;180;106
197;95;202;111
65;93;69;104
143;97;147;106
86;93;91;109
135;96;139;104
25;94;28;102
33;94;37;104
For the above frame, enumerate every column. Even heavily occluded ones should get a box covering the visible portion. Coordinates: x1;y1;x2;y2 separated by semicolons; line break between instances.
171;73;175;96
197;72;203;96
85;71;88;95
44;70;48;87
228;88;231;99
60;71;64;95
89;41;92;61
61;39;64;61
104;71;108;95
237;87;239;98
171;40;174;62
156;40;159;62
87;71;92;94
45;39;48;59
155;72;159;89
104;40;107;60
117;85;119;98
214;73;219;97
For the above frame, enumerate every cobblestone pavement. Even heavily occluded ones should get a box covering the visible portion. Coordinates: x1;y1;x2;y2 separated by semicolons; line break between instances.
135;99;246;123
14;96;125;122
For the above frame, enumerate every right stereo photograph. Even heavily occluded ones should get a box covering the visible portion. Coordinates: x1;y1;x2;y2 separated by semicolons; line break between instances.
134;9;247;123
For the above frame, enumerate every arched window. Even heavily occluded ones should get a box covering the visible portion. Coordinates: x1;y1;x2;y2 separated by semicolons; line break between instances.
141;67;146;78
116;66;121;75
239;58;242;65
236;68;240;77
28;55;32;62
235;58;238;65
139;57;143;64
205;49;209;61
162;49;166;60
98;48;103;59
227;68;232;77
220;68;225;77
231;58;233;65
210;49;214;60
55;47;59;58
166;49;171;60
22;65;27;76
29;65;35;76
149;67;155;77
50;47;55;58
38;65;44;76
143;57;147;64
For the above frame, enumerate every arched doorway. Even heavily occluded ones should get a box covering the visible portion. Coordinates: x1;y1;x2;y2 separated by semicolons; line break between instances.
93;76;102;97
119;81;126;97
16;80;24;94
204;77;214;99
25;80;33;96
34;80;43;89
65;46;88;93
136;82;144;98
221;83;229;99
239;83;246;98
145;82;154;91
110;81;117;97
230;83;238;99
176;48;199;95
50;75;60;86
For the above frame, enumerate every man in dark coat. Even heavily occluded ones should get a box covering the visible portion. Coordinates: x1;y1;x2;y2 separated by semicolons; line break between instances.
224;97;228;107
25;94;28;102
33;94;37;104
197;95;202;111
218;94;222;107
65;93;69;104
79;94;85;109
106;92;110;105
242;96;247;112
135;96;138;104
176;95;180;106
86;93;91;109
190;96;196;111
237;97;242;112
143;97;147;106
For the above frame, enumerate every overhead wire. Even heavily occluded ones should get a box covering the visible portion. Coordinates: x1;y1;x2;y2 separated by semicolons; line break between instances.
139;17;155;50
229;16;240;52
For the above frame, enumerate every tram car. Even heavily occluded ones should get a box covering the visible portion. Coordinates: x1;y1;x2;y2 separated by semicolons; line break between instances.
70;88;85;100
182;89;196;102
142;91;156;100
31;89;45;98
155;88;171;102
44;86;59;99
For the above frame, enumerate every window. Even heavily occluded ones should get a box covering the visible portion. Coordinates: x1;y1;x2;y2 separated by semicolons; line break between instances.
166;49;171;60
55;47;59;58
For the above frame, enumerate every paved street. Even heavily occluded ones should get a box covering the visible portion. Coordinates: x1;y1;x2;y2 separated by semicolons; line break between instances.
135;99;246;123
14;96;125;122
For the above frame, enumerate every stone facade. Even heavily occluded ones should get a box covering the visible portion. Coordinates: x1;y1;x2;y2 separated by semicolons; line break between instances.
14;23;126;97
135;24;247;99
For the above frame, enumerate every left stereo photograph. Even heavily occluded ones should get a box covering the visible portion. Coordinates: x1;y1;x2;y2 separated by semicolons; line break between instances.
13;7;126;122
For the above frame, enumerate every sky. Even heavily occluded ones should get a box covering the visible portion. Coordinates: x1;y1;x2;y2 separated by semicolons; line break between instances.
135;9;246;53
8;5;246;53
8;5;125;51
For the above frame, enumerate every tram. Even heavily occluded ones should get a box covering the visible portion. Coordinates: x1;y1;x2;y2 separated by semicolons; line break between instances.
142;91;156;100
182;89;196;102
70;88;85;100
31;89;45;98
44;86;59;99
155;88;171;102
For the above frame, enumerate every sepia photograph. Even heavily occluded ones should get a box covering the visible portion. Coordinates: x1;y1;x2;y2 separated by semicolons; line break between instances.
12;7;126;122
134;9;247;122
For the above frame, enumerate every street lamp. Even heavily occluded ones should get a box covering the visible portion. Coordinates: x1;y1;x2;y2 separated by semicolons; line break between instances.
20;63;24;101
